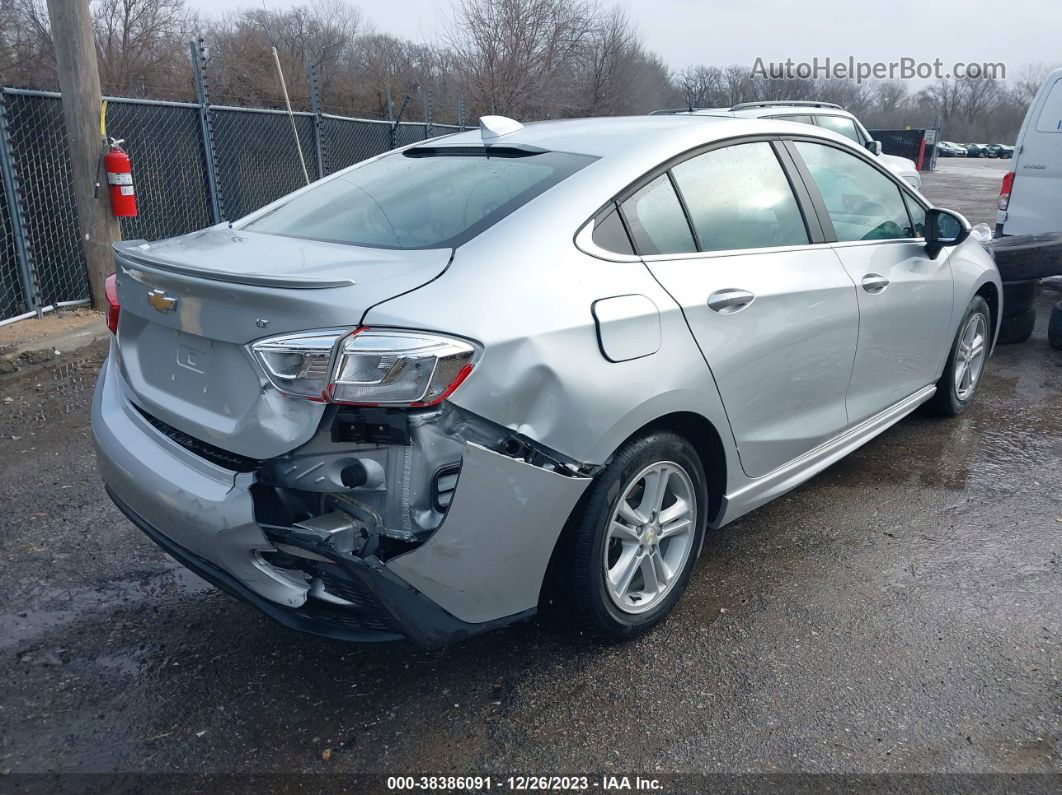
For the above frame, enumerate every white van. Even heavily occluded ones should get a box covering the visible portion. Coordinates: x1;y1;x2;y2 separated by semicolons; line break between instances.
996;67;1062;236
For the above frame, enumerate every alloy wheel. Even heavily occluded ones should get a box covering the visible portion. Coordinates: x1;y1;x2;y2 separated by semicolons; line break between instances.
603;461;697;614
955;312;987;400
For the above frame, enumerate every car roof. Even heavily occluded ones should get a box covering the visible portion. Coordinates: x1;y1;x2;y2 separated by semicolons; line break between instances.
420;114;861;161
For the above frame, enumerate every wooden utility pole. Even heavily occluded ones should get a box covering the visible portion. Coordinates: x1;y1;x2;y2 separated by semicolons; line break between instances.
46;0;120;311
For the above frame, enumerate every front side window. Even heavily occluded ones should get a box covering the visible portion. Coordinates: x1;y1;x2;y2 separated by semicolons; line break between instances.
670;142;809;252
815;115;862;144
620;174;696;255
902;193;927;238
794;141;916;241
245;148;595;249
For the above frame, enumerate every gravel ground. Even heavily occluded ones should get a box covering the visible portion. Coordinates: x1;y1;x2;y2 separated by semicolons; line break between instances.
0;164;1058;788
921;157;1010;227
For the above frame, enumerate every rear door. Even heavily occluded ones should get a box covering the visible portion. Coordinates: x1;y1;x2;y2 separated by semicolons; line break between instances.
1002;71;1062;235
627;139;859;479
786;139;954;424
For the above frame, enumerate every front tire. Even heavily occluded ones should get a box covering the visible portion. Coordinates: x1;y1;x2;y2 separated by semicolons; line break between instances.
928;295;991;416
565;431;707;642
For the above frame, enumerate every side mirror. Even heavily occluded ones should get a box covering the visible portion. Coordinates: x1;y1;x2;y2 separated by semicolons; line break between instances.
925;208;970;258
865;140;883;156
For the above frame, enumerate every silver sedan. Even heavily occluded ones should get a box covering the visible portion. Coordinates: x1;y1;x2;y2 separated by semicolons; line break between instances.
92;113;1001;646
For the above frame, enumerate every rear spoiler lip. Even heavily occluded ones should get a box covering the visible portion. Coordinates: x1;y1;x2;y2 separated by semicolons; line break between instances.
114;241;356;290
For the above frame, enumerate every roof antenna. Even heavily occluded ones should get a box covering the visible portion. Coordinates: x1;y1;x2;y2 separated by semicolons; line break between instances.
480;115;524;140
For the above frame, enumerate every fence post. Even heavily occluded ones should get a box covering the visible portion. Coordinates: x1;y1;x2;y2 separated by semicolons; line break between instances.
390;93;410;151
308;65;325;178
190;38;224;224
458;97;465;131
0;89;40;316
386;84;397;149
421;87;432;139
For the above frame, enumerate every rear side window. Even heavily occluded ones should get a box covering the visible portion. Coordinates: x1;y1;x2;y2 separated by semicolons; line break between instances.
591;207;634;254
671;142;809;252
620;174;696;255
794;141;916;241
816;115;863;144
245;149;595;249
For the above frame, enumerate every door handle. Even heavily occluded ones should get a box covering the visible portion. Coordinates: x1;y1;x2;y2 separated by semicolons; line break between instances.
861;274;890;294
707;289;755;314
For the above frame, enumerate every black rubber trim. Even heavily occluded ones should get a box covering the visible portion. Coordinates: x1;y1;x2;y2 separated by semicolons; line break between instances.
133;405;261;472
771;140;826;244
106;487;534;647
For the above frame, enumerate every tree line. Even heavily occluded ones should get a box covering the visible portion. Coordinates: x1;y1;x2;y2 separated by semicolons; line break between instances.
0;0;1055;141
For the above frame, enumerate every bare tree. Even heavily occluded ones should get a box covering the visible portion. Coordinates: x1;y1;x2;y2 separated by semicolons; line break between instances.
918;78;964;128
2;0;57;88
568;7;673;116
0;0;1046;142
1;0;194;96
720;65;754;106
93;0;197;97
447;0;598;118
676;65;724;110
1011;63;1057;105
206;0;363;108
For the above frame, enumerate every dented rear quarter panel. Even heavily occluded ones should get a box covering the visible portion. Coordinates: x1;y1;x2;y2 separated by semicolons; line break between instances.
362;170;745;497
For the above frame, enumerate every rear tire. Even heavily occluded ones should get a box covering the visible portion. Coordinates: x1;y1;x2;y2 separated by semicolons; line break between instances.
990;234;1062;281
997;306;1036;345
1002;280;1038;317
1048;301;1062;351
928;296;991;416
565;431;707;642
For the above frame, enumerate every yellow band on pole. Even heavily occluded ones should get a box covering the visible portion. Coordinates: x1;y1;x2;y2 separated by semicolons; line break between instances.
100;100;108;139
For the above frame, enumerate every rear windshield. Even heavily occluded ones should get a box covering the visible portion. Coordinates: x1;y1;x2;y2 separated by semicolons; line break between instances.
244;147;595;249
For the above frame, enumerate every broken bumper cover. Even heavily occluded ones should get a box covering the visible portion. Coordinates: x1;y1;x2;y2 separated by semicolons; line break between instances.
91;353;590;646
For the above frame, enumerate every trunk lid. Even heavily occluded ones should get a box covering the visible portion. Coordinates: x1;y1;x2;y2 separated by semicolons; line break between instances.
112;229;451;460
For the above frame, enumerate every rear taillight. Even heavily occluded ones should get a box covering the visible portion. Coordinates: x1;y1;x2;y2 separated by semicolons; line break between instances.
249;328;478;407
998;171;1015;211
104;273;120;334
248;328;348;398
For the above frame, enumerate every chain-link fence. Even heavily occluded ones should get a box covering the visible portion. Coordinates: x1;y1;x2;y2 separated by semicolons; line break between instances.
0;79;465;321
0;168;21;320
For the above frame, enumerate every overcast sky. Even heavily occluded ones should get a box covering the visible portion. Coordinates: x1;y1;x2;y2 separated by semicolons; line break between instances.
187;0;1059;82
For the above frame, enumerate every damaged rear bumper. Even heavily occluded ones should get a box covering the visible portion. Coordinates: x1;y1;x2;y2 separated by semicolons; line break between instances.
91;352;590;647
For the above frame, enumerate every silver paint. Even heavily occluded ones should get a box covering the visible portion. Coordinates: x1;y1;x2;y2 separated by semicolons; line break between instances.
92;113;1003;633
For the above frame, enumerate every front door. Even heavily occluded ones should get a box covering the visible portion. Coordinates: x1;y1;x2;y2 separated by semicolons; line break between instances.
788;140;954;424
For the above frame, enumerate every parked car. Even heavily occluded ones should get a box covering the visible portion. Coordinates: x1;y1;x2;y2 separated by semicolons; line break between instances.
937;141;967;157
93;113;1001;646
997;67;1062;236
676;101;923;190
964;143;990;157
986;144;1014;159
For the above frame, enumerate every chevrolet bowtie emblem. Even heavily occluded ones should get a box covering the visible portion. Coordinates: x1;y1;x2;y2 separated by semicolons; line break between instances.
147;289;177;313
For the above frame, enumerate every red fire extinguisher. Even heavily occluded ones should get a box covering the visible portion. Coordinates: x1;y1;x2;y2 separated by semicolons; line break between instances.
104;139;137;217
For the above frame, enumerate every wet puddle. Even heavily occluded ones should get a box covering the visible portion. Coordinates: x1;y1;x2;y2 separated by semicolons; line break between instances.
0;562;213;651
